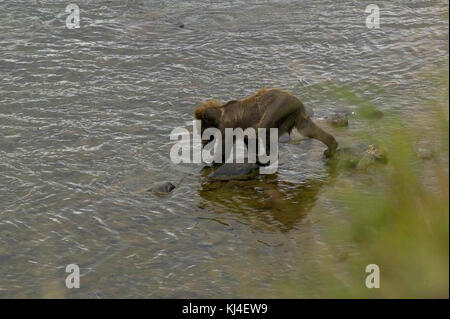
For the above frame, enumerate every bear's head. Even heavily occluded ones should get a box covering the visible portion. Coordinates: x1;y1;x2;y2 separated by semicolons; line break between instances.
194;100;223;146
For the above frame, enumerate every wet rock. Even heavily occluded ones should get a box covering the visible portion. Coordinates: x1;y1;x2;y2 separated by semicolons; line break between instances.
207;163;260;181
324;114;349;127
357;144;388;169
365;144;388;163
148;181;176;194
333;143;387;169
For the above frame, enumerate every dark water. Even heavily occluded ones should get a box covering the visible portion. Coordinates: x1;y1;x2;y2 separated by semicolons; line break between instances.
0;0;448;297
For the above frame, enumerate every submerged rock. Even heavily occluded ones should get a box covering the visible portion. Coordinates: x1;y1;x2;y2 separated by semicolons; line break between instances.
365;144;388;162
334;107;355;116
332;147;360;168
367;109;384;119
207;163;260;181
357;107;384;119
415;147;436;160
148;181;176;194
324;114;349;127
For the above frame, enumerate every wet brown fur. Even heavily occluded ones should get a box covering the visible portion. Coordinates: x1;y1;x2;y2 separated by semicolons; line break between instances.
195;88;304;131
194;88;338;159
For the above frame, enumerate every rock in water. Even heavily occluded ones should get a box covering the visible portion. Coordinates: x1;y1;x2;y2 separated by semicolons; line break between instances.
415;147;436;160
332;147;360;168
333;143;387;169
358;107;384;119
148;181;176;194
324;114;349;127
207;163;260;181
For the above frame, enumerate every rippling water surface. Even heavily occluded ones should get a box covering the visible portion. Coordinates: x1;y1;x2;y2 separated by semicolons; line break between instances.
0;0;448;297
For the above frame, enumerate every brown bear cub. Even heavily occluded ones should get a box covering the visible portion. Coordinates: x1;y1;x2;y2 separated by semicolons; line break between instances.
194;88;338;163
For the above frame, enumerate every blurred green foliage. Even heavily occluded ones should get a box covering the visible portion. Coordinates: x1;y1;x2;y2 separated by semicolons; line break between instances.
275;65;449;298
338;69;448;298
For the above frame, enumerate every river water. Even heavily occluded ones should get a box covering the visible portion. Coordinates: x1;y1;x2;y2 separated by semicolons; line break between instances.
0;0;448;298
